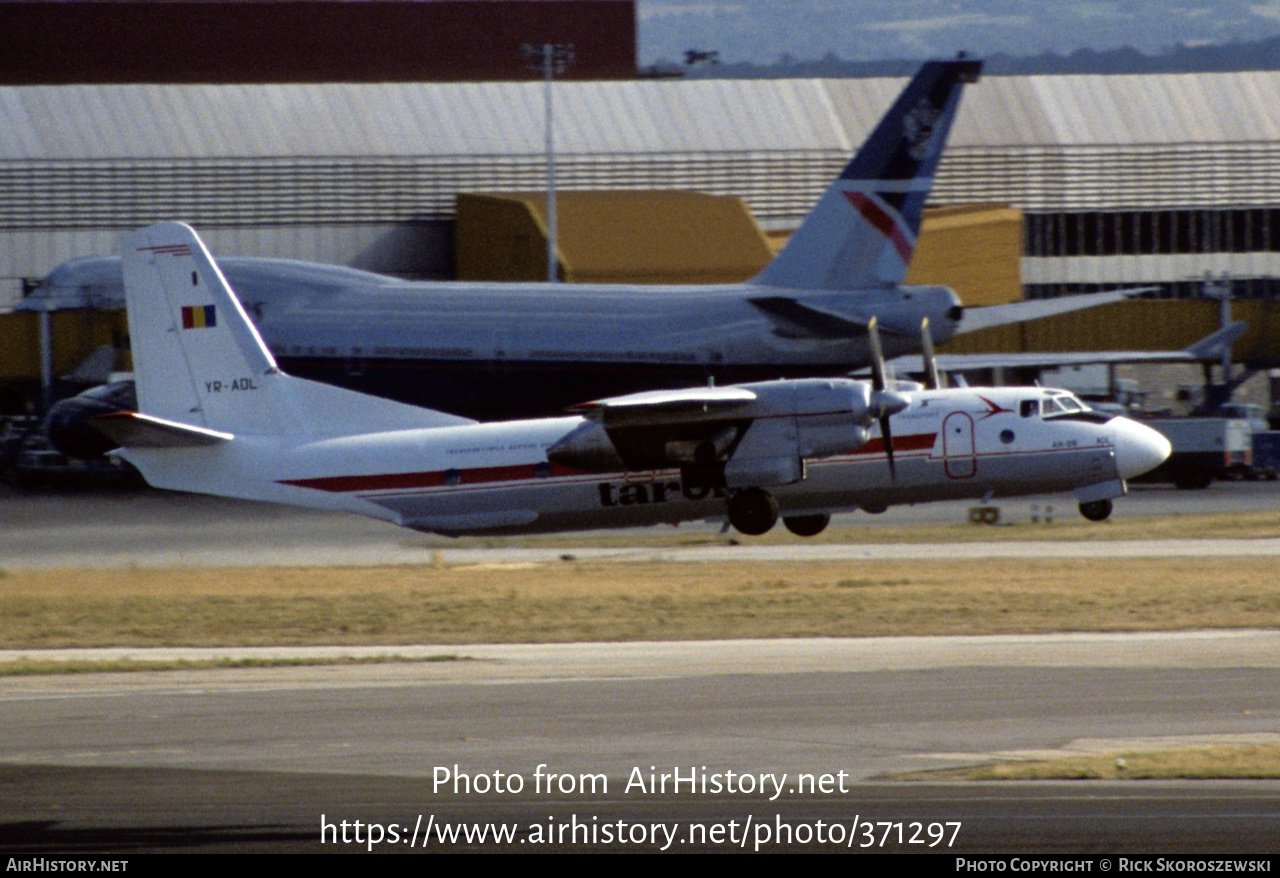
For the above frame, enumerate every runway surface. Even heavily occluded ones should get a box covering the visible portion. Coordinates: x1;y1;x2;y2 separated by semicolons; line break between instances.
3;633;1280;853
3;480;1280;569
2;483;1279;852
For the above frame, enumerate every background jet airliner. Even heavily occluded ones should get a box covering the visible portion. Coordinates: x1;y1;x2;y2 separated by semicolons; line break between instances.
44;57;1145;458
94;223;1171;536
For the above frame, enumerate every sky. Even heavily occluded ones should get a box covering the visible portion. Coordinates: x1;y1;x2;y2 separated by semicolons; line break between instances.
636;0;1280;65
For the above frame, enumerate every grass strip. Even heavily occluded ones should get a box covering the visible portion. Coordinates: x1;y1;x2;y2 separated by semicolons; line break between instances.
896;745;1280;781
3;556;1278;648
0;653;464;676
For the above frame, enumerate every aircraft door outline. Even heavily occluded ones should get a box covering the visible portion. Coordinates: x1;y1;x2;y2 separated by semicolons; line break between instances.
943;411;976;479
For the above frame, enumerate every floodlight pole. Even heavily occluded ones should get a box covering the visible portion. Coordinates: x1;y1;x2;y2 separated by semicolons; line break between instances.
523;42;574;282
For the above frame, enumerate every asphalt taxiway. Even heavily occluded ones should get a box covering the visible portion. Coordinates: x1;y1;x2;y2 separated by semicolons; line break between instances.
3;633;1280;853
2;484;1279;852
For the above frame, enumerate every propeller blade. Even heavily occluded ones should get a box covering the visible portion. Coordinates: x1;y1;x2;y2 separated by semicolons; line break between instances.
868;316;886;392
880;411;896;480
868;316;896;480
920;317;944;390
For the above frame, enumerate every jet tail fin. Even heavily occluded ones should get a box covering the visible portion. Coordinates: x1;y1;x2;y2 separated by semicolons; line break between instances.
120;222;473;439
753;57;981;292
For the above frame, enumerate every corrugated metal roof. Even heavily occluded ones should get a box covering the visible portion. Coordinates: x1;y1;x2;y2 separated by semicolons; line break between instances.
6;71;1280;159
0;79;853;160
2;71;1279;235
963;72;1280;146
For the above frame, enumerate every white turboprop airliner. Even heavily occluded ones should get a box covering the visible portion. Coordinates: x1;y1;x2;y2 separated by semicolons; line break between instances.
93;223;1171;536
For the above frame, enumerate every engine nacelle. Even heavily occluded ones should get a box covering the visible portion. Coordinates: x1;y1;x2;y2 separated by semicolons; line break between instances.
721;379;881;488
46;380;138;459
547;377;902;484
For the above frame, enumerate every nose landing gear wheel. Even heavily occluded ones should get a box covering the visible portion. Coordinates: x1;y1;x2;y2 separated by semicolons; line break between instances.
1079;498;1113;521
782;513;830;537
727;487;779;536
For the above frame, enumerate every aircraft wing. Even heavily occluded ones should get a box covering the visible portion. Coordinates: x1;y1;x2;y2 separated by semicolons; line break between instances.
90;410;234;448
567;386;758;428
955;288;1157;334
889;322;1248;373
553;378;885;487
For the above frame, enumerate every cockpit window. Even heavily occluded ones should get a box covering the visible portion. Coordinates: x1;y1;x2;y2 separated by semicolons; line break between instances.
1041;391;1089;418
1042;396;1068;416
1020;400;1038;417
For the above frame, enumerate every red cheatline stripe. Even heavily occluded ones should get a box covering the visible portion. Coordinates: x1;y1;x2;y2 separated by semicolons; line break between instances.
848;432;936;457
278;460;585;493
277;433;939;495
844;191;914;265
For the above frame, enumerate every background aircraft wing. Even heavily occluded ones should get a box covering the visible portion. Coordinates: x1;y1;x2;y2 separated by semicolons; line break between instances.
746;296;872;339
889;322;1248;373
955;287;1157;334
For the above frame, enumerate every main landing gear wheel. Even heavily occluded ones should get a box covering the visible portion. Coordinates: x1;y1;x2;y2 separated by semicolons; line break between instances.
783;513;830;537
727;487;779;536
1079;498;1113;522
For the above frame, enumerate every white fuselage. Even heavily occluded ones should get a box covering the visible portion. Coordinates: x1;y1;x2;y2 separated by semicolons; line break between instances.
122;386;1168;536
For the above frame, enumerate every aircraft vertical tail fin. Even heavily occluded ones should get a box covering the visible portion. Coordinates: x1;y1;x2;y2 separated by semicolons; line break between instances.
120;222;473;439
122;222;285;435
753;57;981;292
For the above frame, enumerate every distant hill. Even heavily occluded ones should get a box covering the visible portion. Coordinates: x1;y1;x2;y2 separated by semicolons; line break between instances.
673;35;1280;78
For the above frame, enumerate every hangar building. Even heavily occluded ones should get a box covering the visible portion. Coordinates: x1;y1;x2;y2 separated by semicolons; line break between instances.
4;70;1279;307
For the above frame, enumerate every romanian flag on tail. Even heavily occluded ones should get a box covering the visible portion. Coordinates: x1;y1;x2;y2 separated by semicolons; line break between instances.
181;305;216;329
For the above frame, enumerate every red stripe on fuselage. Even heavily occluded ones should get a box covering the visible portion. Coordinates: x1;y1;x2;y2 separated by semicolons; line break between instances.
279;460;583;493
848;432;936;456
277;432;941;495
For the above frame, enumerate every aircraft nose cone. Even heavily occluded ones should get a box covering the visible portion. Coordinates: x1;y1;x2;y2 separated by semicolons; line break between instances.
1113;418;1172;480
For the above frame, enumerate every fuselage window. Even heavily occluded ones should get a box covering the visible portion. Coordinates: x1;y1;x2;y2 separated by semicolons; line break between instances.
1020;400;1038;418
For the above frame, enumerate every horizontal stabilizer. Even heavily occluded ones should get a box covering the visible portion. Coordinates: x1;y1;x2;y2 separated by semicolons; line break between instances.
91;410;233;448
956;287;1156;334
